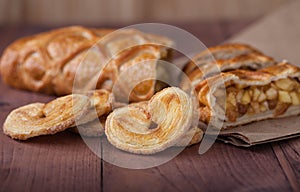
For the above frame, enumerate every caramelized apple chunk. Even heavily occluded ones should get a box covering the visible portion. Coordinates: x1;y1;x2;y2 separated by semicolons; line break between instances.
224;77;300;122
266;87;277;100
275;78;295;91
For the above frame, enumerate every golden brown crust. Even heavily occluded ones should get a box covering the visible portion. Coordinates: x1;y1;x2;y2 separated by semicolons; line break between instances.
0;26;108;94
197;62;300;129
3;94;90;140
104;45;162;102
181;43;275;91
0;26;173;102
183;43;263;74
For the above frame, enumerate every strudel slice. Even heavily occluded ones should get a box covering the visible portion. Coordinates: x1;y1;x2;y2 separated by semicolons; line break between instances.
197;62;300;129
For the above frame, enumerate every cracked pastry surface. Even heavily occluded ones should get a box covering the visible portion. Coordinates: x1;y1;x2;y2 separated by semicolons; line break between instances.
3;94;90;140
0;26;173;102
105;87;194;154
197;62;300;129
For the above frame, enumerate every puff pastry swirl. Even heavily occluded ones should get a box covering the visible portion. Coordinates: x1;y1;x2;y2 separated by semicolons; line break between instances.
105;87;194;154
197;62;300;129
3;94;90;140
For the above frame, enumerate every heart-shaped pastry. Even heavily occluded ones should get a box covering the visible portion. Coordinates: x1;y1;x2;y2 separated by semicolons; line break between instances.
105;87;194;154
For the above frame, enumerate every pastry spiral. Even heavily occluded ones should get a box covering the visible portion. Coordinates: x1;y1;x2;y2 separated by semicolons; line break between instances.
105;87;194;154
3;94;90;140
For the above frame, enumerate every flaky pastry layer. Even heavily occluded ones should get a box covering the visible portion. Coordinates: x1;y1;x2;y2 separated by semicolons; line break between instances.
105;87;194;154
197;62;300;129
181;43;275;91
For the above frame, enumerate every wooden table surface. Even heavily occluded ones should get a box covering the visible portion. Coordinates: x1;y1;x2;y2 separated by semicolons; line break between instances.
0;21;299;192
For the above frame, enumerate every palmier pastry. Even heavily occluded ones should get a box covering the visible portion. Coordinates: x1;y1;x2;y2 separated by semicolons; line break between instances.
197;62;300;129
181;43;275;90
3;94;90;140
105;87;194;154
0;26;173;102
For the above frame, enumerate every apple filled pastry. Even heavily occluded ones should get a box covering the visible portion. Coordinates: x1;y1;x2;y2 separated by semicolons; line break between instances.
196;62;300;129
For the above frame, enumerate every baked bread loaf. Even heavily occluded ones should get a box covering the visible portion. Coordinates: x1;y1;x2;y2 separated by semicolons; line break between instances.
196;62;300;129
0;26;173;102
105;87;194;154
181;43;275;90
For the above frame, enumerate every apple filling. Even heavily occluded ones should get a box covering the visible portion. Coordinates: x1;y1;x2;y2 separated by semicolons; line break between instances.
224;78;300;122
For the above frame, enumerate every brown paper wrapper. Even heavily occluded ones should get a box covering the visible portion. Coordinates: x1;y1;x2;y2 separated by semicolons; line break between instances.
212;116;300;147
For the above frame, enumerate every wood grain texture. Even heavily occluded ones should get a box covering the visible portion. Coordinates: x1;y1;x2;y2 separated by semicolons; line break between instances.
103;143;291;192
0;20;298;191
0;132;101;192
277;139;300;191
